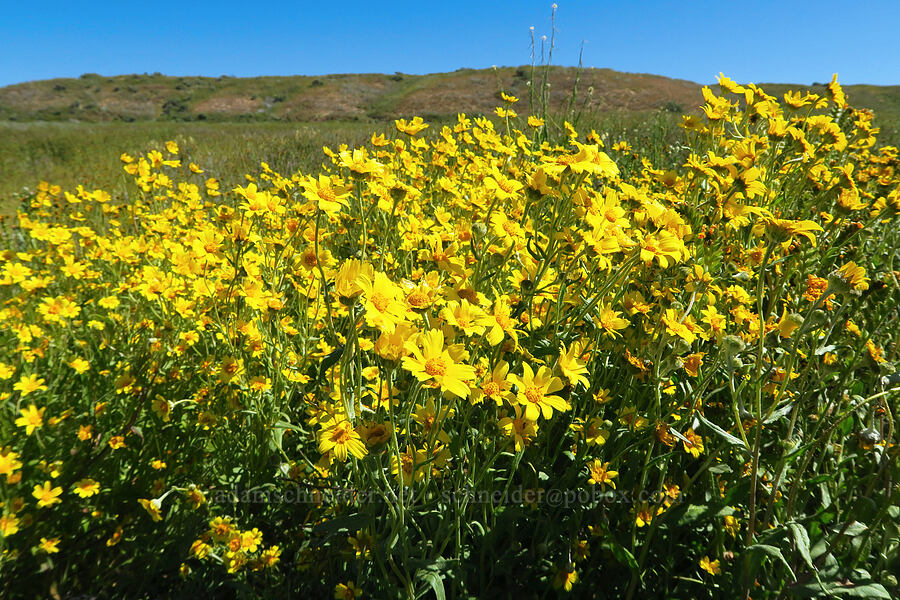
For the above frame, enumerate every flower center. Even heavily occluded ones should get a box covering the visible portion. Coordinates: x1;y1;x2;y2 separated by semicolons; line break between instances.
302;251;318;268
497;178;515;193
524;386;543;405
482;382;500;397
425;357;448;377
457;288;477;303
330;424;352;444
406;291;429;308
318;186;335;203
370;293;391;313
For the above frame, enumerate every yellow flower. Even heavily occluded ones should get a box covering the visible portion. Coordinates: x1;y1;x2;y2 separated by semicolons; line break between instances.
484;168;524;201
374;322;419;362
98;295;120;309
661;309;697;344
395;116;429;136
357;271;407;333
185;486;206;509
0;513;20;537
138;498;163;521
498;405;539;451
301;174;351;216
241;528;263;552
334;259;372;299
485;297;520;346
724;514;740;537
509;364;568;421
635;502;653;527
583;418;609;446
587;460;618;489
318;420;367;462
15;404;45;434
682;429;705;459
68;357;90;374
557;342;590;388
753;217;823;246
258;545;282;567
0;362;14;380
552;566;578;591
33;481;63;508
681;352;705;377
598;304;630;338
776;310;803;338
402;329;476;398
13;375;48;398
640;230;684;268
470;360;515;406
835;261;869;291
700;555;722;575
37;295;81;324
0;449;23;477
390;446;428;486
38;537;61;554
334;581;363;599
72;479;100;498
441;300;492;337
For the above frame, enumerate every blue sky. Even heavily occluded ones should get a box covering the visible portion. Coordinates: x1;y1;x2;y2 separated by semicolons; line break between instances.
1;1;898;87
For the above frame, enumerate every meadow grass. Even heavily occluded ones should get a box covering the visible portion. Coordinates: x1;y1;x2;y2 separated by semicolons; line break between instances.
0;120;388;214
0;111;689;216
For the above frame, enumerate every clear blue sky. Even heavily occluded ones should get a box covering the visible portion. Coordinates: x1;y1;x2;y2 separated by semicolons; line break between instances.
1;1;898;88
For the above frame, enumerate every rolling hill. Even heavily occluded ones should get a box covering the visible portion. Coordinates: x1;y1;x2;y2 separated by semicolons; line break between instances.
4;67;898;124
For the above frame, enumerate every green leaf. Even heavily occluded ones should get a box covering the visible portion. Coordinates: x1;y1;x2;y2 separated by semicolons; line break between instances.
841;521;868;537
747;544;795;579
696;413;750;454
606;541;639;572
788;522;815;570
415;568;446;600
824;583;892;599
708;463;733;475
412;558;457;600
806;474;834;485
310;513;369;539
788;581;892;599
674;504;707;526
764;401;795;424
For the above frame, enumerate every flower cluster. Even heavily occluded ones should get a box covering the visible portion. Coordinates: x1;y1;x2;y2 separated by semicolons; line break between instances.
0;75;898;598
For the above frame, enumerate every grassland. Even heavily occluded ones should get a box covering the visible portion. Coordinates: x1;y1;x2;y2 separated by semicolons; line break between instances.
0;110;693;215
3;67;900;217
0;120;387;212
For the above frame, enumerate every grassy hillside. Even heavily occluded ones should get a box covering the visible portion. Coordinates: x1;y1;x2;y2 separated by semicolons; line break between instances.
0;67;711;122
3;68;899;127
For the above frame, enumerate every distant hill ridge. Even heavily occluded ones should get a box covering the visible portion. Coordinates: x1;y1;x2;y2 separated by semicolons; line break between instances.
2;67;899;123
